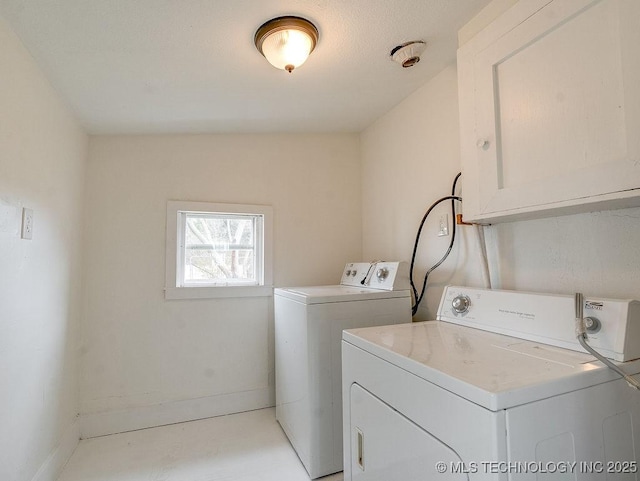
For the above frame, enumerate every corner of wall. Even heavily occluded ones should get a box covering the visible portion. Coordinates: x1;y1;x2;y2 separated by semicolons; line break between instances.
457;0;518;47
30;418;80;481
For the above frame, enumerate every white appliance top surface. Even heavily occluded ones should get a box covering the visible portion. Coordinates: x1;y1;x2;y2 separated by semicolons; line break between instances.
343;321;640;411
274;285;410;304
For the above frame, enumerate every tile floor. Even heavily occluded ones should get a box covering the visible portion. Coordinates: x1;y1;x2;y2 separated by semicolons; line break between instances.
57;408;343;481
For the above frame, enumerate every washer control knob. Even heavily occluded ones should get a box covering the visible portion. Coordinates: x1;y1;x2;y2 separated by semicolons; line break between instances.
351;270;357;277
452;295;471;314
346;270;352;277
376;267;389;281
584;317;601;333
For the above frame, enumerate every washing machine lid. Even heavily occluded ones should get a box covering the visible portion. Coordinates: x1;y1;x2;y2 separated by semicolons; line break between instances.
274;285;410;304
343;321;640;411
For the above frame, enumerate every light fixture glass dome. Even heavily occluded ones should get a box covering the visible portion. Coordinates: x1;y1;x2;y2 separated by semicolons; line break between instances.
255;16;319;73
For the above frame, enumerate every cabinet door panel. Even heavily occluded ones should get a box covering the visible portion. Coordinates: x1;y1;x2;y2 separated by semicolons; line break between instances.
459;0;640;222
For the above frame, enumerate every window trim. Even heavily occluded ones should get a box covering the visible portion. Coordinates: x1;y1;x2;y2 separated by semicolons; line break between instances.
165;201;273;300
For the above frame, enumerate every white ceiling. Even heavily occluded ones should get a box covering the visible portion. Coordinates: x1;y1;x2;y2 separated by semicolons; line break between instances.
0;0;491;134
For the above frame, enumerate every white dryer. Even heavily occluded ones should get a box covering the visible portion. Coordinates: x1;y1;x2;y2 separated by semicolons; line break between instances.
275;262;412;479
342;286;640;480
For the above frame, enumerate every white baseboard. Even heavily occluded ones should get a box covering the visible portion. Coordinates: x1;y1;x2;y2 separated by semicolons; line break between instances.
31;417;80;481
81;387;273;439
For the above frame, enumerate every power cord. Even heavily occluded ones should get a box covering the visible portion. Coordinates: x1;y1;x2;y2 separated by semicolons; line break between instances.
410;173;462;316
575;293;640;390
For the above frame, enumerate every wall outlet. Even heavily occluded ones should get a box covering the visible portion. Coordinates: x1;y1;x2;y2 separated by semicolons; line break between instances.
438;213;449;237
21;208;33;240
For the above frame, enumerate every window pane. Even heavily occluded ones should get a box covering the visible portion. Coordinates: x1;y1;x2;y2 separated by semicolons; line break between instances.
183;213;256;284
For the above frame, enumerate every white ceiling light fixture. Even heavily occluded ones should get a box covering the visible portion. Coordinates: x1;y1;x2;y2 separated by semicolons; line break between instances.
254;16;319;73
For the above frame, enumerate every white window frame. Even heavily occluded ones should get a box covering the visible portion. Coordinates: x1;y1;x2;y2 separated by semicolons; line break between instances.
165;201;273;300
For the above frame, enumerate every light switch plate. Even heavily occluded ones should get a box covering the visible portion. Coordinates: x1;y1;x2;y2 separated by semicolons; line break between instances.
21;208;33;240
437;213;449;237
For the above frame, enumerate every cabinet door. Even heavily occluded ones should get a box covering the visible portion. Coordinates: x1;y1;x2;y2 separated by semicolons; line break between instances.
458;0;640;222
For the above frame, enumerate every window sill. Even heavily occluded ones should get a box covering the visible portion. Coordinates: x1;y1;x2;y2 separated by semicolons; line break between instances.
164;286;273;300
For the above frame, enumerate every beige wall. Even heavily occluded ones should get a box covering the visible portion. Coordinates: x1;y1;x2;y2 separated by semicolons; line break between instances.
81;134;361;434
361;65;487;319
0;15;87;481
361;64;640;319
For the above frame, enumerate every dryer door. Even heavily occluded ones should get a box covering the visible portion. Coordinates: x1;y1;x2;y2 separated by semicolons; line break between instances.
349;384;467;480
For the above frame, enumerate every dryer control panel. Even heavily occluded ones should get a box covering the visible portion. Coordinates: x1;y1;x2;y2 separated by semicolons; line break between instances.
340;262;410;291
437;285;640;362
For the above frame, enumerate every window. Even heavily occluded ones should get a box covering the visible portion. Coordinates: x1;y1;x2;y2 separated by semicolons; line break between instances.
181;212;260;286
165;201;272;299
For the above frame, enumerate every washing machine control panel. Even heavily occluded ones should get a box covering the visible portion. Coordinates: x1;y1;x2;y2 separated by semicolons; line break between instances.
341;262;410;291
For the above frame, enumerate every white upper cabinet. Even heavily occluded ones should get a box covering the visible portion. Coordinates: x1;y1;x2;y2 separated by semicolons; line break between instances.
458;0;640;222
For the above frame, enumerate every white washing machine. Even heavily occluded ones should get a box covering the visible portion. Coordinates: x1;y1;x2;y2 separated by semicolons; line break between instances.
275;262;412;479
342;286;640;480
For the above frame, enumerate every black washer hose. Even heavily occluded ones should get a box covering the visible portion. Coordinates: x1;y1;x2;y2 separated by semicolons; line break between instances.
410;173;462;316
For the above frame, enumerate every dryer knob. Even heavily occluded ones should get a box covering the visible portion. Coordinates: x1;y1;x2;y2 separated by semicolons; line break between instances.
452;295;471;314
584;316;601;333
376;267;389;281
